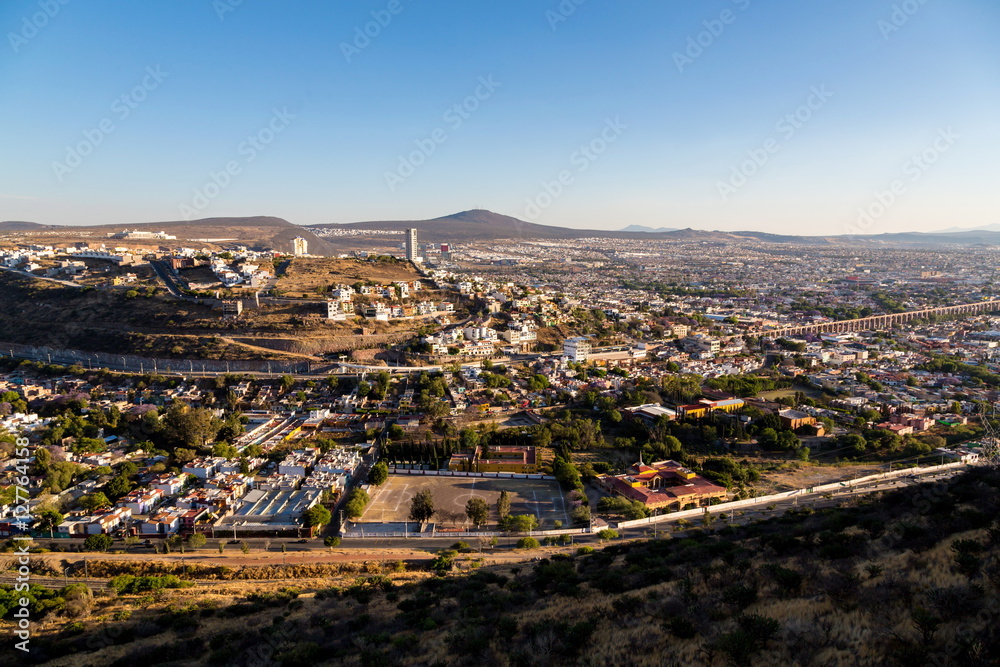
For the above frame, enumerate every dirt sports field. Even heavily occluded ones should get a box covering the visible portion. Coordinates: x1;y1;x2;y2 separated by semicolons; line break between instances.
361;475;570;527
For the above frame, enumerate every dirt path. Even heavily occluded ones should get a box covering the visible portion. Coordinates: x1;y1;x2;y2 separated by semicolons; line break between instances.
761;462;888;492
218;336;323;361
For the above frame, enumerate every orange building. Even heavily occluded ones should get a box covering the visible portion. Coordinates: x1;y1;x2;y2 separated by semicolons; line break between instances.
448;445;538;474
597;459;728;511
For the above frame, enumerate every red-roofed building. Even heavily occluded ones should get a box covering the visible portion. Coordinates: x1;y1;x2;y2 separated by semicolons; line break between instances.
597;459;727;511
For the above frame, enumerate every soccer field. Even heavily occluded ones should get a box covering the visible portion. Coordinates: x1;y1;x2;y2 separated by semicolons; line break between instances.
359;474;570;528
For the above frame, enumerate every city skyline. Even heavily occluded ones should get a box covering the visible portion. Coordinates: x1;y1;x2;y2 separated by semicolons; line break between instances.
1;1;998;234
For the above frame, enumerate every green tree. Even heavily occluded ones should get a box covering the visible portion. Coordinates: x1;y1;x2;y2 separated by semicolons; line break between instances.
104;475;133;500
516;537;540;550
36;507;64;538
369;461;389;486
344;488;370;520
303;504;332;527
79;492;111;512
508;514;539;533
83;533;113;552
409;489;436;524
161;402;220;449
837;433;868;456
212;442;239;458
465;497;490;528
187;533;207;549
496;489;511;522
44;461;83;493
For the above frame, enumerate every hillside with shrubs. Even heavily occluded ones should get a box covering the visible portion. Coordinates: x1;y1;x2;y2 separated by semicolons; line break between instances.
4;467;1000;666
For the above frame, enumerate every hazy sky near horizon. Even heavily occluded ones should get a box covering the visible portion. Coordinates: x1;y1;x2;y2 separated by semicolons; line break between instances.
1;0;998;234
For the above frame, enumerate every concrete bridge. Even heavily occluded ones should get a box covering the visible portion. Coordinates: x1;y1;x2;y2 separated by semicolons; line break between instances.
758;299;1000;339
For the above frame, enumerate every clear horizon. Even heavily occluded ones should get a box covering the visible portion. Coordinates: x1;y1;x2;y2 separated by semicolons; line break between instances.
2;1;998;234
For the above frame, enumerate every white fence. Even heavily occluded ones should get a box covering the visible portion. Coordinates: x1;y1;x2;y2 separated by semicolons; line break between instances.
387;467;556;481
344;462;968;538
614;461;967;530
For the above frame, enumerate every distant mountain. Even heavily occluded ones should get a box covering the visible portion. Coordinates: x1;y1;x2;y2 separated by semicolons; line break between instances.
9;210;1000;250
313;209;689;243
0;216;338;255
620;225;679;233
843;230;1000;247
312;209;711;243
314;210;1000;247
0;221;46;231
933;223;1000;233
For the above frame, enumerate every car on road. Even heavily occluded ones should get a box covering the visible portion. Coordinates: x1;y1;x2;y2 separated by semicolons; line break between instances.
294;539;308;543
228;539;241;544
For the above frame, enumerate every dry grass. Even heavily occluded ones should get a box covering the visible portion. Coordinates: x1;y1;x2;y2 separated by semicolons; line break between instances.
8;469;1000;666
276;257;421;297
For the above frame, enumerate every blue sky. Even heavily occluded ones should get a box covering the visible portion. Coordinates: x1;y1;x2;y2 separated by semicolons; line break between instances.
1;0;997;234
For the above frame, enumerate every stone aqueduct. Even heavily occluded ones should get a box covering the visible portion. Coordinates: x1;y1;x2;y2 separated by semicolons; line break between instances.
758;299;1000;340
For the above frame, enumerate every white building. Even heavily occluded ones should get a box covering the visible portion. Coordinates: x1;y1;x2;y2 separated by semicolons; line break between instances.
564;337;591;362
405;228;419;262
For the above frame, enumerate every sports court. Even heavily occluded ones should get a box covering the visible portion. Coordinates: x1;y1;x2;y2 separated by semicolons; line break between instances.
359;474;570;527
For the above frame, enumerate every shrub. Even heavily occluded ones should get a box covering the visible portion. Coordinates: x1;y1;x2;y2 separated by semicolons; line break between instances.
721;583;759;610
324;536;341;548
516;537;540;550
344;488;371;520
108;575;193;595
83;534;113;552
666;616;698;639
577;546;595;555
431;550;457;574
597;529;619;541
570;505;591;526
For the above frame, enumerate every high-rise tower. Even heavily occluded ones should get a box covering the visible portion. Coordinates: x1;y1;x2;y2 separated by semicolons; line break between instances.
405;228;418;262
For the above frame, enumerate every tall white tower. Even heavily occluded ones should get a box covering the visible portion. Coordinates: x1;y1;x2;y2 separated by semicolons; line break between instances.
405;228;418;262
292;236;308;257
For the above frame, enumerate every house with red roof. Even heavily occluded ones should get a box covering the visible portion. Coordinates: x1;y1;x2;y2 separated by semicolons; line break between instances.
597;459;728;511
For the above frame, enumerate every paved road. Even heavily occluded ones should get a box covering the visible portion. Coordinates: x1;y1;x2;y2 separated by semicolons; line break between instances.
149;260;186;298
0;265;84;288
